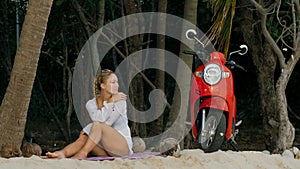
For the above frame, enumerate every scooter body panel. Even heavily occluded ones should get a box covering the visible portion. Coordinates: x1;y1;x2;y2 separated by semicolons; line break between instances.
190;52;237;142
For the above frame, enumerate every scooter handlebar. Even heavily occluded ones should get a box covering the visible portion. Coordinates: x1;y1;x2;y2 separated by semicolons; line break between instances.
183;50;210;63
183;50;196;56
226;60;247;72
235;64;247;72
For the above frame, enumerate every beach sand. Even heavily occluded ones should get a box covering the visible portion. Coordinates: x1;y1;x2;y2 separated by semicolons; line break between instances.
0;149;299;169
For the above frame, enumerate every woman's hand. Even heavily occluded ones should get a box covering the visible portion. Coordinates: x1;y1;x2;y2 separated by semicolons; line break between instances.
109;92;127;103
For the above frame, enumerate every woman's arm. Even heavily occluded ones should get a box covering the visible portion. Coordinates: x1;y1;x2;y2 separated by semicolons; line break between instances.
85;97;127;125
86;99;112;122
105;100;127;126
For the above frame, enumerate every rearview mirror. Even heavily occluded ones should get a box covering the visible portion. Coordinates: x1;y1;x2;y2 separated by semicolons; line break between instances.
238;45;248;55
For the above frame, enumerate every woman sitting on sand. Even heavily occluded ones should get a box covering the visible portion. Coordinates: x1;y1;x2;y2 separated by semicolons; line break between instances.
46;69;133;159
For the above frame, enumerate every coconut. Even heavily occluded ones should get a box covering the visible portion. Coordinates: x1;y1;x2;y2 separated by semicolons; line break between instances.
132;137;146;153
159;138;181;157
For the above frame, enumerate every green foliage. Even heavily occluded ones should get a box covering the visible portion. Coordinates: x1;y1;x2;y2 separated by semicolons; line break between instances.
264;0;294;48
167;0;184;17
1;0;299;146
0;0;28;102
55;0;66;6
267;21;280;40
83;0;97;14
197;2;212;31
204;0;236;56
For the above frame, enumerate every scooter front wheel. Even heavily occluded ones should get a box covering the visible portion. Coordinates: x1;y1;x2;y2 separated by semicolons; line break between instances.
199;109;226;153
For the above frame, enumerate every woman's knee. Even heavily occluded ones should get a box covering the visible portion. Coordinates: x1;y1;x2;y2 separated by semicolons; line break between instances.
90;122;108;136
77;131;88;143
92;121;107;128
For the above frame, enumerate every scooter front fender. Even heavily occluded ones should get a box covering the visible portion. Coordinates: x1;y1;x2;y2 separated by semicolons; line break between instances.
199;97;235;140
200;97;228;112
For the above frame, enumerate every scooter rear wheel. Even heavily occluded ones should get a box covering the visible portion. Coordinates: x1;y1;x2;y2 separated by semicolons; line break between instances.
199;109;226;153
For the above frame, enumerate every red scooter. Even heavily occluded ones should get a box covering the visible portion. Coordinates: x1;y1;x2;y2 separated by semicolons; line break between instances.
184;29;248;153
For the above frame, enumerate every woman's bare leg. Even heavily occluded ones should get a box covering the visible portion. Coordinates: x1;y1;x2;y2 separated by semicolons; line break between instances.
90;145;109;156
72;122;129;159
71;122;102;158
46;131;88;159
101;125;129;157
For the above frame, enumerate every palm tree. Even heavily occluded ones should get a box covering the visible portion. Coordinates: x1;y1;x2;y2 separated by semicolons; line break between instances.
0;0;53;147
206;0;236;56
167;0;198;148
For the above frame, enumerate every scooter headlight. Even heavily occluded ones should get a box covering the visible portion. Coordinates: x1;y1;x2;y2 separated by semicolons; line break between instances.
203;64;221;85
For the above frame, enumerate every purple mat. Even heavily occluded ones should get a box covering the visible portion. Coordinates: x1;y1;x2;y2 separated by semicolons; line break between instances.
84;152;162;161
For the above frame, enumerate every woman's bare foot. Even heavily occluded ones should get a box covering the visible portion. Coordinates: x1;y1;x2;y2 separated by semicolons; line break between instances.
45;151;65;159
71;150;88;159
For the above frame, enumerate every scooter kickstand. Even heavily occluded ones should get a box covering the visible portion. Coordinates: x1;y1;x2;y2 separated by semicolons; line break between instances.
229;129;240;151
229;138;239;151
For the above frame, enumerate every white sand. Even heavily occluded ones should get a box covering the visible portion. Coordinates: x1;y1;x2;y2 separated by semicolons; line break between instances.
0;149;299;169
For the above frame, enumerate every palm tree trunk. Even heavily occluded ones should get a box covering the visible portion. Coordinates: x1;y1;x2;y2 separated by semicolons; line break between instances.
123;0;146;137
149;0;168;136
167;0;198;148
96;0;105;29
0;0;53;148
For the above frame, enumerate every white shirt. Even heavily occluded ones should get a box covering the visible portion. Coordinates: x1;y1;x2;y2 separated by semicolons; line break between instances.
82;98;133;154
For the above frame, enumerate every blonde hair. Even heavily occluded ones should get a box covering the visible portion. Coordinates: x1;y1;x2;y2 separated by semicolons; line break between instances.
93;69;114;98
